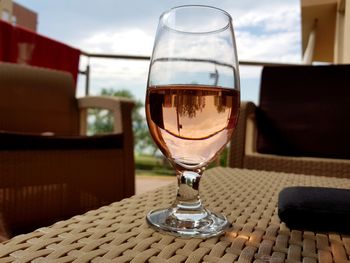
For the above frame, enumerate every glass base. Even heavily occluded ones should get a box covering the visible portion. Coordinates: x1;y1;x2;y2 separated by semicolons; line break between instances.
146;207;231;238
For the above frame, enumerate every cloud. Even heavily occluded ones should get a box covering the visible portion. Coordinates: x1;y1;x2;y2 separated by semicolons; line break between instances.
78;25;299;104
233;3;301;62
75;28;152;99
22;0;301;102
75;28;153;55
234;4;300;32
77;57;149;99
239;66;262;79
236;30;301;62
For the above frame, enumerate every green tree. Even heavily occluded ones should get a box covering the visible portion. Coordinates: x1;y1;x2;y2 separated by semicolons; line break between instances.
88;88;157;154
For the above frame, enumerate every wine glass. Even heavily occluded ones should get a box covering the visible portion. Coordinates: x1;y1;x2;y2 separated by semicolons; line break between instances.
145;5;240;238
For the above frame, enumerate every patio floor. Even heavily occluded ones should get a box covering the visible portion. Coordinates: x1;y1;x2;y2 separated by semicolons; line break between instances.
135;175;176;195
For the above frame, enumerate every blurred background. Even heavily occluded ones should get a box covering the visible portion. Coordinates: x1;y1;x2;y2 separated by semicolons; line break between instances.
1;0;348;189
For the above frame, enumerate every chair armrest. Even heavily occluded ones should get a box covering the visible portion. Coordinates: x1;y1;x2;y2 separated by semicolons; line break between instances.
77;96;134;135
228;101;257;168
0;212;10;242
244;102;258;155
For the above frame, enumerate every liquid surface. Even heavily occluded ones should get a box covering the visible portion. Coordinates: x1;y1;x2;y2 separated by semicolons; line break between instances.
146;85;240;169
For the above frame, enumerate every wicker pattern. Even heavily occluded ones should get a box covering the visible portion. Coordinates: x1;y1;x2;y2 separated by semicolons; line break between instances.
228;102;256;169
1;167;350;262
228;102;350;178
0;63;135;237
243;154;350;179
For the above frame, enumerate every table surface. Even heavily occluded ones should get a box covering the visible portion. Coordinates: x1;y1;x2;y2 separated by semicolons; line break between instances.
1;167;350;263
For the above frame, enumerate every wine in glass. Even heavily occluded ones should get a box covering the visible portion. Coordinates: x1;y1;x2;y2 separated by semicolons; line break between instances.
145;5;240;238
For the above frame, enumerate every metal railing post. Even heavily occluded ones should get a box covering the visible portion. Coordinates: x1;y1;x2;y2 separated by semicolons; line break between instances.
85;64;90;96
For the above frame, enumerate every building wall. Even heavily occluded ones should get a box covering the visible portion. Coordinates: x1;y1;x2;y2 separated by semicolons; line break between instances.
302;0;349;63
12;2;37;31
301;0;338;62
0;0;13;23
0;0;37;32
343;0;350;62
334;1;345;63
334;0;350;63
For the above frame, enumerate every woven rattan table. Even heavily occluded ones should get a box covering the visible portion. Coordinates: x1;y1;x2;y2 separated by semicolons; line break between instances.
1;167;350;263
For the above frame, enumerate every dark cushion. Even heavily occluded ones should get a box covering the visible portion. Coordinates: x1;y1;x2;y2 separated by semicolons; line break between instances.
0;131;123;150
257;64;350;159
278;186;350;233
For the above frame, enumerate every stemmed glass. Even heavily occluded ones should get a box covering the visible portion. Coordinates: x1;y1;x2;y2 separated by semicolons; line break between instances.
145;5;240;238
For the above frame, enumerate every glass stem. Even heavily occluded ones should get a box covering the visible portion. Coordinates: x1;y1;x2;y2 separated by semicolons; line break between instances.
174;170;204;211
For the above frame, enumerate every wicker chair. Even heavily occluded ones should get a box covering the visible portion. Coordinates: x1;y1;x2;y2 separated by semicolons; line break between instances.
229;64;350;178
0;62;135;238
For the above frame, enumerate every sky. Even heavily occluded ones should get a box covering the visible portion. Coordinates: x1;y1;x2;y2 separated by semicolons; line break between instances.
16;0;302;104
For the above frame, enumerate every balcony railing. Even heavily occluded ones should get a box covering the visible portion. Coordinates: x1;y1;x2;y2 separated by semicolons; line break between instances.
79;51;301;96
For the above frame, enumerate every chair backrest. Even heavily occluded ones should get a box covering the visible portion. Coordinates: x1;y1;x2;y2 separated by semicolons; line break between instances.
256;64;350;159
0;62;79;135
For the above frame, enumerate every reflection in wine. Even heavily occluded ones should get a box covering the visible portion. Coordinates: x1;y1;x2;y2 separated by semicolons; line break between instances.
146;84;240;170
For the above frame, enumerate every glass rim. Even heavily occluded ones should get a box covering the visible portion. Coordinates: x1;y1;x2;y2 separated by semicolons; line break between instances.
159;5;232;35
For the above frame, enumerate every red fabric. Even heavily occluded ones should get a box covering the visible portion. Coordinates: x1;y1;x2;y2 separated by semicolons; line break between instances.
0;20;80;85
